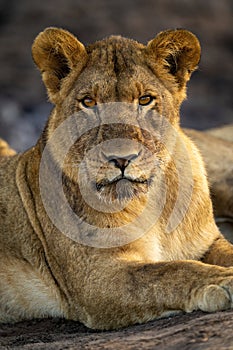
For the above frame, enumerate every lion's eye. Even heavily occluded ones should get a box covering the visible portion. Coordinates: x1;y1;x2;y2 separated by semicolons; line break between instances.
81;97;96;108
139;95;154;106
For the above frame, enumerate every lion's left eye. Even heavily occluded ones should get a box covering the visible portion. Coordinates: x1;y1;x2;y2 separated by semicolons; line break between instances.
139;95;154;106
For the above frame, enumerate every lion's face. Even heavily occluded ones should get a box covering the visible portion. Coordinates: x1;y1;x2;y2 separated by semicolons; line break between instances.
62;44;174;204
33;28;200;225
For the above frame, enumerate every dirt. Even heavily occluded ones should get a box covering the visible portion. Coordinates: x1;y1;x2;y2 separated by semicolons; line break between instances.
1;311;233;349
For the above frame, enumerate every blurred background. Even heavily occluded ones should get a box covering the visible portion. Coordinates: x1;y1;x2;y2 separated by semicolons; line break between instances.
0;0;232;151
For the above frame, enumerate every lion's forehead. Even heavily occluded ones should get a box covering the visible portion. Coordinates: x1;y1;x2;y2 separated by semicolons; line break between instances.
74;37;164;102
84;36;156;87
86;36;145;70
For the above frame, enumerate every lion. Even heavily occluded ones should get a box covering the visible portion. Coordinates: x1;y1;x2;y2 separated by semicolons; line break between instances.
185;127;233;242
0;27;233;330
0;139;16;157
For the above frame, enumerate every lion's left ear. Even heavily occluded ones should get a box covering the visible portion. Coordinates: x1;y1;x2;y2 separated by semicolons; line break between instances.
147;29;201;93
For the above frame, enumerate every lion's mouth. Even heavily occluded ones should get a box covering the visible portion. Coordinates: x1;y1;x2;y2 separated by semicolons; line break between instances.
95;175;152;201
96;175;149;191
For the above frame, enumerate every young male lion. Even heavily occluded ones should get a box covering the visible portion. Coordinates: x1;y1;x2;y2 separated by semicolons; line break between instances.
0;28;233;329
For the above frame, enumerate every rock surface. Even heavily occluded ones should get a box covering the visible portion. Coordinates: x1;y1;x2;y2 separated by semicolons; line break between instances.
1;311;233;349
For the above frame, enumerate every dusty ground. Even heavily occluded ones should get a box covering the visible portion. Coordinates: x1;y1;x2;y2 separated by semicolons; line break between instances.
1;311;233;349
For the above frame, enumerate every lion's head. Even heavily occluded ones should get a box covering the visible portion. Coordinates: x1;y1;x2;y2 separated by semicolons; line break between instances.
32;28;201;241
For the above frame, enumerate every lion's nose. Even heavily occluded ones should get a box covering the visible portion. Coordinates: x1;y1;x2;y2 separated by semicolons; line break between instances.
104;153;139;172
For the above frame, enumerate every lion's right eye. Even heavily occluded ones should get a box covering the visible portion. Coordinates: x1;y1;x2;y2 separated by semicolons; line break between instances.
81;97;96;108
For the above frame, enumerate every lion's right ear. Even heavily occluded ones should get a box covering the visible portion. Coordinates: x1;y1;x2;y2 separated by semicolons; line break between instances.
32;27;87;103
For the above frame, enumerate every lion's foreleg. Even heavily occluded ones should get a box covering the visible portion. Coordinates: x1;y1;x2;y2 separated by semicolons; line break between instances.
77;260;233;329
202;236;233;267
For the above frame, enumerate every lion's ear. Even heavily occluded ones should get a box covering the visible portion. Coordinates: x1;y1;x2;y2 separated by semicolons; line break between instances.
147;29;201;93
32;27;87;103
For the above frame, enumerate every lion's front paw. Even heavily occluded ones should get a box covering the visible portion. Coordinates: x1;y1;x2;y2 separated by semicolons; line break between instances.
196;279;233;312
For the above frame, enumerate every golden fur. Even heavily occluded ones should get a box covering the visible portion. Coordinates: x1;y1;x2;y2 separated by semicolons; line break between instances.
0;28;233;329
0;139;16;156
185;128;233;242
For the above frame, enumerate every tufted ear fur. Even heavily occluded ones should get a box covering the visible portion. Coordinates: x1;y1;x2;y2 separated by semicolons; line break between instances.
147;29;201;100
32;27;87;103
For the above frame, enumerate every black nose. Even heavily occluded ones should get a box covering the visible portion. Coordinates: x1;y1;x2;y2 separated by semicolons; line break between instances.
106;153;138;173
110;158;130;170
